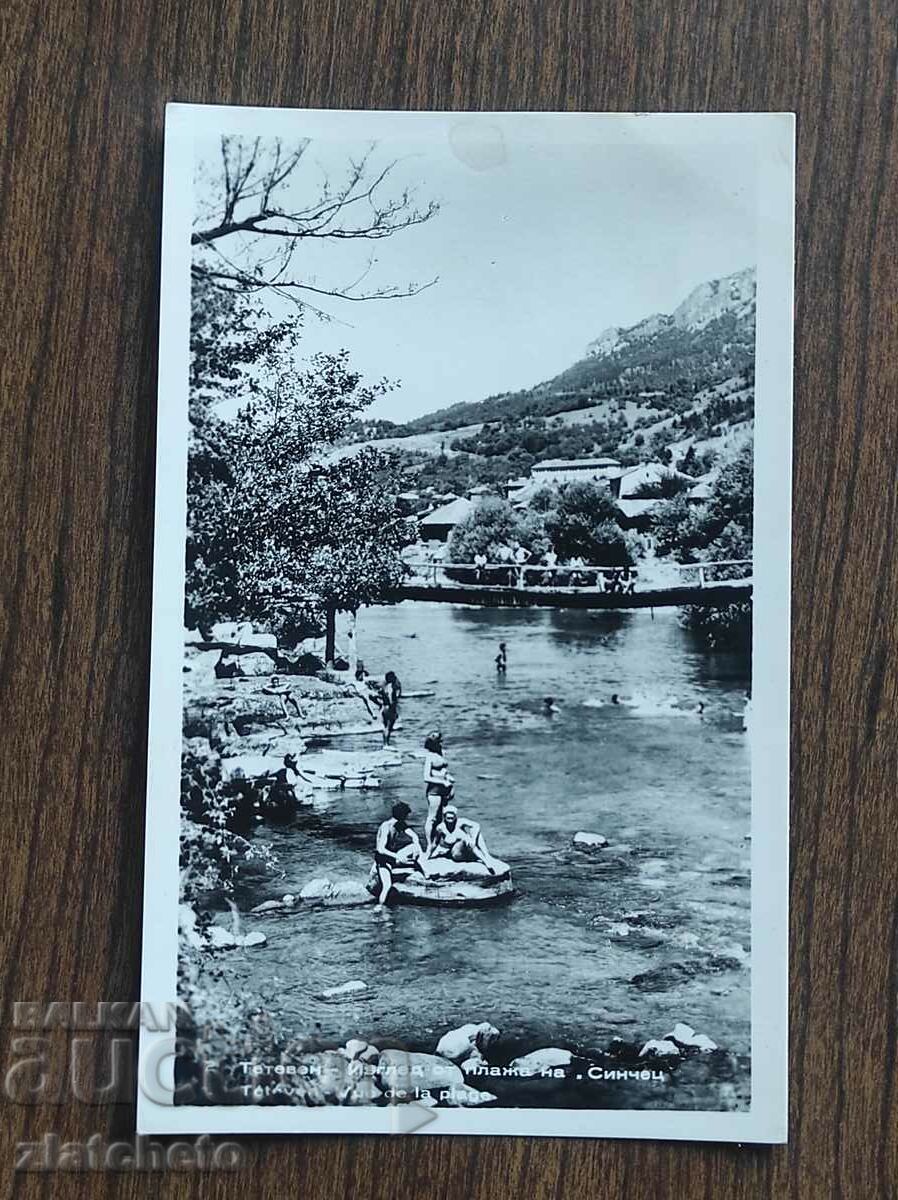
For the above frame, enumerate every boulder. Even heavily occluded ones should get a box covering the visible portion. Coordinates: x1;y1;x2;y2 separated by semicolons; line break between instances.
184;649;223;683
665;1023;718;1052
508;1048;572;1074
178;904;204;950
251;899;283;914
209;622;277;648
573;832;609;852
210;621;246;643
460;1053;487;1075
205;926;266;950
300;878;373;906
225;651;277;677
376;1050;463;1092
436;1022;500;1063
639;1039;681;1059
315;979;369;1002
341;1039;373;1061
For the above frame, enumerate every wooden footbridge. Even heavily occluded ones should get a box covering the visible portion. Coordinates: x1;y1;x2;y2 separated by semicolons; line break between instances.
394;560;752;610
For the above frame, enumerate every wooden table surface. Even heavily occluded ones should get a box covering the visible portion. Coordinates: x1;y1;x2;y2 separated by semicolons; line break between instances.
2;1;896;1196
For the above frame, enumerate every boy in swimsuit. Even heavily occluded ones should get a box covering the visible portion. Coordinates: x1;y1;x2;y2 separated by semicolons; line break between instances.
374;802;424;905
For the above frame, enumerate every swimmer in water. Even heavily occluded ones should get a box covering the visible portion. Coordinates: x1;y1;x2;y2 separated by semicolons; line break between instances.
543;696;560;715
495;642;507;674
610;693;620;705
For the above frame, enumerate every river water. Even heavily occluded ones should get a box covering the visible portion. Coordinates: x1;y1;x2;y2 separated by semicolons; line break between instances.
232;601;751;1103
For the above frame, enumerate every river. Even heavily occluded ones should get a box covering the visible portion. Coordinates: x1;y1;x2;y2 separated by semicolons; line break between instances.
232;601;751;1105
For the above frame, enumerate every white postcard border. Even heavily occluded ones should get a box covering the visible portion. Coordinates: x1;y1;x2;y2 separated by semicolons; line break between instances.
138;105;794;1143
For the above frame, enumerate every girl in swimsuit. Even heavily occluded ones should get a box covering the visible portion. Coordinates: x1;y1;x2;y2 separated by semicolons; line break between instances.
423;731;454;850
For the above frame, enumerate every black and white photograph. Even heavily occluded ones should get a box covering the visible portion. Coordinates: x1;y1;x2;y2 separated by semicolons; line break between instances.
140;106;792;1141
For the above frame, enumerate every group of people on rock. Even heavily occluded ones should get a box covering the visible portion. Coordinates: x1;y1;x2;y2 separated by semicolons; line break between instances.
373;730;497;905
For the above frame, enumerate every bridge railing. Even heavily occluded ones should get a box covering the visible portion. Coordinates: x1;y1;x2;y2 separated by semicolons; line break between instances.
401;559;752;592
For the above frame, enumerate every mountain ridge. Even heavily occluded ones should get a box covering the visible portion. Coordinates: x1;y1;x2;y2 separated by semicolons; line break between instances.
395;266;757;436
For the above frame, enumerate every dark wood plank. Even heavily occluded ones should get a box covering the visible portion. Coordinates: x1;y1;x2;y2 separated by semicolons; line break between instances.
1;1;896;1196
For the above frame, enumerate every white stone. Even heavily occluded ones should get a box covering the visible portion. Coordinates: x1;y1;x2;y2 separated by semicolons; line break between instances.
639;1039;681;1058
242;931;266;947
573;832;609;852
460;1053;487;1075
341;1039;371;1061
436;1022;500;1063
376;1050;463;1091
508;1048;572;1073
206;926;239;949
665;1023;718;1052
300;878;373;906
318;980;368;1000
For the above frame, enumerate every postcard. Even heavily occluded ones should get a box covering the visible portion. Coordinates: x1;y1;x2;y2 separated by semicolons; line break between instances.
139;105;793;1141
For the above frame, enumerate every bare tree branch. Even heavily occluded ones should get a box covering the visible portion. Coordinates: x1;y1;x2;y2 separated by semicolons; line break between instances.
191;136;440;312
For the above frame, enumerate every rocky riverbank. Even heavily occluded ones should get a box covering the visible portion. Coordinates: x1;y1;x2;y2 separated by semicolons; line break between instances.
178;613;751;1114
177;1003;748;1112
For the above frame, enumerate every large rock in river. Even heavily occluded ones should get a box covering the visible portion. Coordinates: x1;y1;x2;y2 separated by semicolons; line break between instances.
573;832;609;852
299;878;373;906
508;1048;572;1075
436;1022;500;1063
377;1050;463;1092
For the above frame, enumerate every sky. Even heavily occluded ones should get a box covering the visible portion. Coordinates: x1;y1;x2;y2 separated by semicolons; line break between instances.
194;129;757;424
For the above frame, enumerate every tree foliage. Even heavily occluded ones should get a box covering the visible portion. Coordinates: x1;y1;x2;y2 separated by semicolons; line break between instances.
449;497;548;562
448;483;633;567
653;439;753;565
186;282;416;639
542;482;632;565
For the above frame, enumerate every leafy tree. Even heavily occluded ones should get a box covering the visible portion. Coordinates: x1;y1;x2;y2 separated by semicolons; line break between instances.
653;439;753;564
542;482;632;565
186;335;416;658
629;470;692;499
449;497;548;562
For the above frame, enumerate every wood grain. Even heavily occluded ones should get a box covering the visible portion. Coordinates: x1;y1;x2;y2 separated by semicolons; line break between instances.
1;0;897;1195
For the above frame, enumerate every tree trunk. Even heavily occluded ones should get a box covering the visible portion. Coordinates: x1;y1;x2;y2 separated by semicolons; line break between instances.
325;605;337;666
346;609;358;676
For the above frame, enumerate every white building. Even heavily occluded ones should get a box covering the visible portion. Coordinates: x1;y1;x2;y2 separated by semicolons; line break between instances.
529;456;621;486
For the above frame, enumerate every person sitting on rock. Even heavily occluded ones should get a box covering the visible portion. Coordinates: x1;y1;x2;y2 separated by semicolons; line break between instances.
429;806;496;874
374;802;425;905
262;674;302;719
264;753;303;815
351;661;380;720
